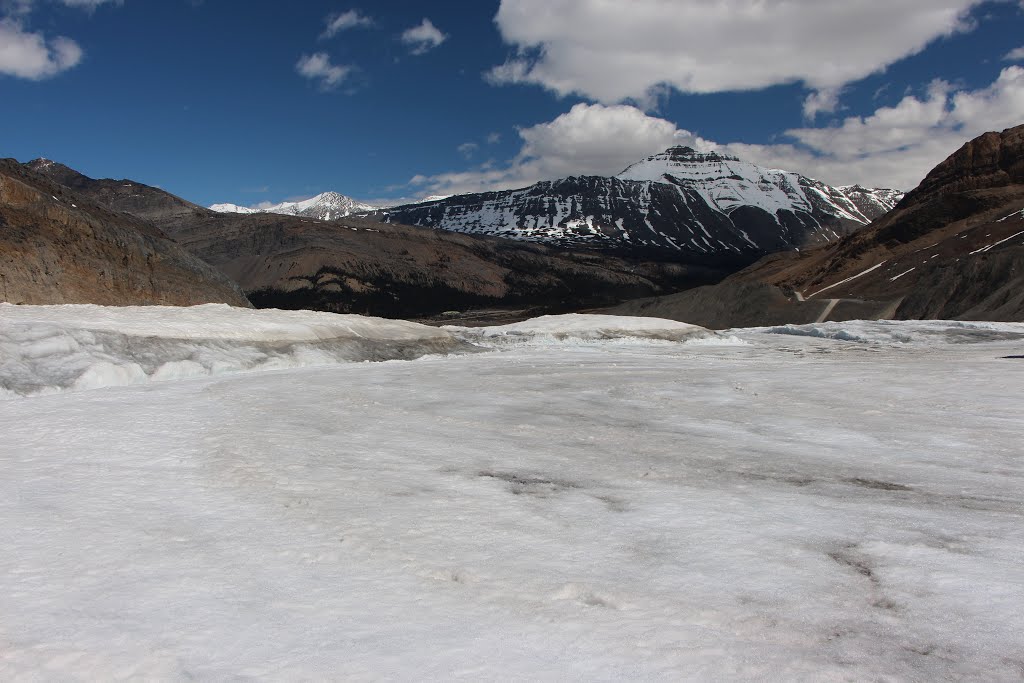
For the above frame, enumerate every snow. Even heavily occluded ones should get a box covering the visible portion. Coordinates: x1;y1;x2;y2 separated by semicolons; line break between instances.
447;313;715;344
377;149;902;254
207;202;259;214
738;319;1024;345
890;267;916;282
209;192;384;220
1;308;1023;680
969;229;1024;255
618;148;902;227
807;261;887;298
0;304;469;398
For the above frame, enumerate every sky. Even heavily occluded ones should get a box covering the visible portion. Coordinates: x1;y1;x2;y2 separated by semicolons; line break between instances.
2;0;1024;208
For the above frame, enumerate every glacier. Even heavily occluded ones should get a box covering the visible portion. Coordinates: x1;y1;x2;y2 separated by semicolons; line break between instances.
0;305;1022;680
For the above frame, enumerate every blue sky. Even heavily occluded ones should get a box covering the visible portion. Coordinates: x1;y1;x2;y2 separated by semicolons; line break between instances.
2;0;1023;207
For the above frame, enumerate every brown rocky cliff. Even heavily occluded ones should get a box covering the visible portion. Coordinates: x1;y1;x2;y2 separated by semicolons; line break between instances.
0;160;251;307
900;125;1024;206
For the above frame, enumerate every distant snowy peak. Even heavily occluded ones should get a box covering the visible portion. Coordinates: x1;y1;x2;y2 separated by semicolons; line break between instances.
618;146;903;224
209;192;384;221
209;203;259;215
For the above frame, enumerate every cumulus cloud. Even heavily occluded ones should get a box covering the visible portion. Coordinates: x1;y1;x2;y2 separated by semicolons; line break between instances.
722;66;1024;189
803;88;844;119
410;103;691;196
487;0;997;106
410;68;1024;197
1006;46;1024;61
321;9;372;39
0;18;82;79
0;0;121;80
400;18;447;55
296;52;352;91
457;142;479;159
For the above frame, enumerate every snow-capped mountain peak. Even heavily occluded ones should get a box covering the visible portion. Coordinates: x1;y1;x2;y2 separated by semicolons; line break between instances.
209;191;385;221
618;146;903;226
368;146;904;260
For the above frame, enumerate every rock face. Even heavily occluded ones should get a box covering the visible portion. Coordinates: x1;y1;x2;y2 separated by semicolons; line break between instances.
364;147;902;263
25;158;213;234
608;125;1024;327
157;211;703;320
27;159;711;320
0;160;251;307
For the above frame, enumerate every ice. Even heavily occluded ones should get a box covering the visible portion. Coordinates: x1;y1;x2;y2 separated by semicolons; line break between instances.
737;319;1024;345
447;313;716;344
0;304;473;398
1;309;1023;679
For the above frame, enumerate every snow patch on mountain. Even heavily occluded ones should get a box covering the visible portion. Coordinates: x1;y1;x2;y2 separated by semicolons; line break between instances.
618;147;901;224
369;147;903;258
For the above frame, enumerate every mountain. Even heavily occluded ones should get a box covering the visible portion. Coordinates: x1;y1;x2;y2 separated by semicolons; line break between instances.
609;124;1024;326
0;159;250;307
25;158;214;234
210;192;382;221
154;212;702;321
24;159;704;320
364;147;902;263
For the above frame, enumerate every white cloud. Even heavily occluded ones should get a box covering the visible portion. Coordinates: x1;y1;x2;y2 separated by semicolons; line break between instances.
803;88;844;120
457;142;479;159
296;52;352;91
0;18;81;79
1005;46;1024;61
400;18;446;55
0;0;122;80
410;103;691;196
723;66;1024;189
58;0;119;7
321;9;372;39
486;132;502;145
488;0;998;106
410;68;1024;197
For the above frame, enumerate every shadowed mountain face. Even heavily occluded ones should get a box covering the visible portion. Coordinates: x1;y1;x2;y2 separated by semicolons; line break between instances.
609;125;1024;327
0;160;250;308
363;147;902;262
25;160;708;320
159;212;706;320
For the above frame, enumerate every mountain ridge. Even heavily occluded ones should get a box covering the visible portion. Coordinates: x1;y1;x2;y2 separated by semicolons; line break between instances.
211;191;384;221
608;124;1024;325
0;159;250;307
363;146;903;262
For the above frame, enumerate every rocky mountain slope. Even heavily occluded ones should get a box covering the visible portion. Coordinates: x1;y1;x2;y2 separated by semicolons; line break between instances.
25;158;213;234
159;212;700;320
24;159;702;319
365;147;902;263
0;160;250;307
210;191;382;221
611;125;1024;326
